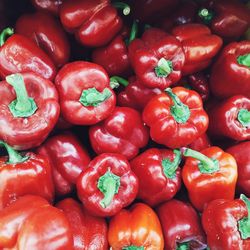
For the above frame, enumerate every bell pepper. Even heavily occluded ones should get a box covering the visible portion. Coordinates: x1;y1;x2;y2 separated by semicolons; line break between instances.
208;95;250;141
210;41;250;99
130;148;182;207
37;132;90;197
56;198;108;250
226;141;250;197
0;73;60;150
77;153;138;217
188;133;211;152
89;107;149;160
128;28;185;89
202;195;250;249
171;23;223;75
0;27;56;81
0;195;73;249
198;0;250;39
59;0;130;47
157;199;207;250
31;0;64;16
15;11;70;68
55;61;116;125
143;87;209;149
182;146;238;211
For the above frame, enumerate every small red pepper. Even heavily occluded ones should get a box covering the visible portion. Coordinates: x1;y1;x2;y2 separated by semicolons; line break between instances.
188;133;211;152
143;87;209;149
130;148;182;207
172;23;223;75
182;146;238;211
157;199;207;250
55;61;116;125
56;198;108;250
0;73;60;150
202;195;250;249
31;0;64;15
77;153;138;217
89;107;149;160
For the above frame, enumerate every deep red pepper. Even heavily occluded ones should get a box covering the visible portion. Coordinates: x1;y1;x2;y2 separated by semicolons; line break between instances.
202;195;250;249
157;199;207;250
31;0;64;15
0;28;56;81
172;23;223;75
130;148;182;207
188;133;211;152
89;106;149;160
56;198;108;250
208;95;250;141
0;73;60;150
55;61;116;125
37;132;90;197
15;11;70;68
77;153;138;217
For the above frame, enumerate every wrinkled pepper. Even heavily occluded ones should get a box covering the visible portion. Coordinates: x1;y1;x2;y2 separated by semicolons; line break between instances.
31;0;64;15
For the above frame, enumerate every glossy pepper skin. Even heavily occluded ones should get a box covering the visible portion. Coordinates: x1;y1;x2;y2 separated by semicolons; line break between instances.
157;199;207;250
36;132;90;197
143;87;209;149
202;195;250;250
172;23;223;75
31;0;64;15
56;198;108;250
0;73;60;150
15;11;70;68
188;133;211;151
182;146;238;211
108;203;164;250
77;153;138;217
55;61;116;125
210;41;250;99
0;28;56;81
130;148;182;207
208;95;250;141
89;107;149;160
0;195;73;250
227;141;250;196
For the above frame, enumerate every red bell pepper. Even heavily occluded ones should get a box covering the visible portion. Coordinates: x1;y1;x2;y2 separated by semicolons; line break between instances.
202;195;250;249
143;87;209;149
0;27;56;81
0;195;73;249
59;0;130;47
208;95;250;141
89;106;149;160
37;132;90;197
56;198;108;250
130;148;182;207
172;23;223;75
55;61;116;125
188;133;211;152
77;153;138;217
0;73;60;150
210;41;250;99
182;146;238;211
15;11;70;68
31;0;64;15
157;199;207;250
227;141;250;197
128;28;185;89
108;203;164;249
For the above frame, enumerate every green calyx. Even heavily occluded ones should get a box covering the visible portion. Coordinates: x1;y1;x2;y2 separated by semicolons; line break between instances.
6;74;38;118
237;54;250;67
0;141;28;164
165;88;191;124
198;8;214;24
110;76;129;89
162;149;181;179
238;109;250;127
155;58;173;78
0;27;14;46
177;242;190;250
127;20;139;44
122;246;144;250
97;169;121;208
79;87;112;107
113;2;130;15
182;148;220;174
238;194;250;240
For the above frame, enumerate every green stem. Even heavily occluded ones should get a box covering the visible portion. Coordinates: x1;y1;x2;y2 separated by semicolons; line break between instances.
238;194;250;239
128;20;139;44
162;149;181;179
198;8;214;24
165;88;190;124
155;58;173;78
0;27;14;46
177;242;189;250
122;246;144;250
113;2;130;15
110;76;129;89
182;148;219;174
238;109;250;127
6;74;38;118
237;54;250;67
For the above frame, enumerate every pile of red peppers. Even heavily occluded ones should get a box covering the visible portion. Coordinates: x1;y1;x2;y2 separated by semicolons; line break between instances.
0;0;249;249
